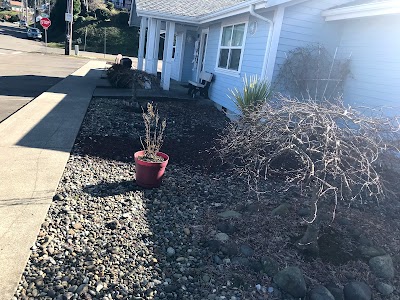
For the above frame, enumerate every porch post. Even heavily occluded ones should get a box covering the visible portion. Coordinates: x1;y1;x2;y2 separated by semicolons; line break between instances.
137;17;147;71
152;19;161;74
161;22;169;85
145;17;157;74
162;21;175;90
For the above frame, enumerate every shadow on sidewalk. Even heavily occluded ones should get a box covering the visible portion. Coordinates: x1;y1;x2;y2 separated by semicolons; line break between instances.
0;75;63;98
15;68;103;152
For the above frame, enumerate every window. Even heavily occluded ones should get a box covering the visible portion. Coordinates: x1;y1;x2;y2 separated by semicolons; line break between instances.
217;23;246;72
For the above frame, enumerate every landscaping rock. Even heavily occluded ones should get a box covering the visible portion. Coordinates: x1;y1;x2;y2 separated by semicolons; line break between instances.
369;255;395;279
376;282;394;296
239;244;254;257
309;285;335;300
53;193;64;201
325;283;344;300
261;256;279;277
359;246;386;258
216;221;236;234
166;247;176;257
218;210;242;219
297;207;310;217
274;267;306;298
215;232;229;242
231;257;250;267
343;281;371;300
271;203;290;216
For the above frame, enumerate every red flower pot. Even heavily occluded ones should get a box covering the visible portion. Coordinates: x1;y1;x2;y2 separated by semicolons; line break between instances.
134;151;169;188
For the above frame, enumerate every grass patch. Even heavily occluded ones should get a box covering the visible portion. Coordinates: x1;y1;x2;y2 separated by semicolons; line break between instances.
74;23;138;56
0;10;19;20
46;42;64;49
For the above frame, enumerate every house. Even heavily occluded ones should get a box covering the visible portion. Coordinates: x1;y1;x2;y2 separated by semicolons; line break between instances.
323;0;400;111
9;0;22;12
112;0;132;11
129;0;400;114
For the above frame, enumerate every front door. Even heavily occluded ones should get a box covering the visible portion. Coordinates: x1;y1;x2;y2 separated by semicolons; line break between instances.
196;28;209;81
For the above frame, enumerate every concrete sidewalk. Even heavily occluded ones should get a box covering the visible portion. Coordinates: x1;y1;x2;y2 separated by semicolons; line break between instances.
0;60;106;300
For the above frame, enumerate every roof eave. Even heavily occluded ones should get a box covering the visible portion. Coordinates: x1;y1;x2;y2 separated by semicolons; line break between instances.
136;0;268;25
137;10;200;25
198;0;266;23
322;0;400;21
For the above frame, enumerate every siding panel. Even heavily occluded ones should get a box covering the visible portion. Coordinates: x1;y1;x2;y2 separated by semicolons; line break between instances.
337;15;400;110
199;13;273;112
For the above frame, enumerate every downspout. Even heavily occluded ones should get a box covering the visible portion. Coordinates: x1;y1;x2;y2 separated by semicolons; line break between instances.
249;4;273;80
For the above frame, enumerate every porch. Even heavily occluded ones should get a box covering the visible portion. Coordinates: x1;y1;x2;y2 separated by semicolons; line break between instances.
136;79;203;101
136;16;200;91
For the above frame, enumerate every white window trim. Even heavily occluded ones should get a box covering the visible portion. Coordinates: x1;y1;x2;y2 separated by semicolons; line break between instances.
215;21;248;77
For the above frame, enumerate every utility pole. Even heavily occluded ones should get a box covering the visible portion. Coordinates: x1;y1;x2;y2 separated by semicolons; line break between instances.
69;0;73;52
33;0;36;27
25;0;28;24
64;0;73;55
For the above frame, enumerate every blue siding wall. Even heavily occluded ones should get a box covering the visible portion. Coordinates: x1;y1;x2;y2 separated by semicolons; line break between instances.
198;13;273;112
272;0;350;84
336;15;400;111
181;30;197;82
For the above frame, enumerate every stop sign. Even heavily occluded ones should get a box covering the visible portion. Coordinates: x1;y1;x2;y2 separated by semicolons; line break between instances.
40;18;51;30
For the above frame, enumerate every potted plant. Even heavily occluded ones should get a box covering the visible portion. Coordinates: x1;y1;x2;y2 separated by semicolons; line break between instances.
134;103;169;188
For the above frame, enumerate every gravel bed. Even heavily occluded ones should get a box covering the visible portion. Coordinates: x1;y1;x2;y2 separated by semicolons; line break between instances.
15;97;400;300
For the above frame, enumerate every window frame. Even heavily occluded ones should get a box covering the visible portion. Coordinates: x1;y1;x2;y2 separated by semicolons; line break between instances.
215;21;248;77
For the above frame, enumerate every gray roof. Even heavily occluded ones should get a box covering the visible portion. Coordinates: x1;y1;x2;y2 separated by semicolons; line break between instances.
331;0;391;9
136;0;250;18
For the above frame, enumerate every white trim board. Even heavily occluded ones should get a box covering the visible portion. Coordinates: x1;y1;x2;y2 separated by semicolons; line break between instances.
323;0;400;21
135;0;302;25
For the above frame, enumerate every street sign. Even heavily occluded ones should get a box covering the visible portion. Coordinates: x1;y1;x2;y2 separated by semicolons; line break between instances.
40;17;51;29
65;13;73;22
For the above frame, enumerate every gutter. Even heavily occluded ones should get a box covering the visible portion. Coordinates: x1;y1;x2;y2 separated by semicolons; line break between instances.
322;0;400;21
249;3;273;80
136;0;267;25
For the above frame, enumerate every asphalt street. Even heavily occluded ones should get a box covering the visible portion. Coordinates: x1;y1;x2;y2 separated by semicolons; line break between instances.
0;23;88;122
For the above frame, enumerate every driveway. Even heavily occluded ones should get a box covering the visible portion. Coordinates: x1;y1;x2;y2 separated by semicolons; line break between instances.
0;23;89;122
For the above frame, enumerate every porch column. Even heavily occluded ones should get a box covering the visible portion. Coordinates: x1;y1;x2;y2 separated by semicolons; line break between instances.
162;21;175;90
161;22;168;84
145;17;158;74
137;17;147;71
153;20;162;74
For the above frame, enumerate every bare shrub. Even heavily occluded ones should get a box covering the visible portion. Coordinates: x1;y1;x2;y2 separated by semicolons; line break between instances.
219;96;400;253
139;103;166;163
276;45;351;101
107;64;159;89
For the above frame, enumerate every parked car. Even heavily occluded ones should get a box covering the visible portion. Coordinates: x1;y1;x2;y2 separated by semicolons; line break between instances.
26;27;42;40
19;20;27;28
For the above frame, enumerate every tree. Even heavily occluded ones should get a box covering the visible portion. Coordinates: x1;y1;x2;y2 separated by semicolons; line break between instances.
218;96;400;254
88;0;103;11
49;0;82;33
276;45;351;102
105;1;113;10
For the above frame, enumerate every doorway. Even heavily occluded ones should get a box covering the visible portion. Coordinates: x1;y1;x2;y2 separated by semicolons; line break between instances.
196;28;209;81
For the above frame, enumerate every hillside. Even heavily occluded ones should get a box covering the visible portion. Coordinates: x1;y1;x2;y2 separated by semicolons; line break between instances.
47;2;139;57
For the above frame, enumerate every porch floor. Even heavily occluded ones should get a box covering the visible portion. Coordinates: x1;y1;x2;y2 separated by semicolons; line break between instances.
136;80;204;101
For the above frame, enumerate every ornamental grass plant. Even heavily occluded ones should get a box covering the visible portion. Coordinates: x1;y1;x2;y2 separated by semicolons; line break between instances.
229;75;272;115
